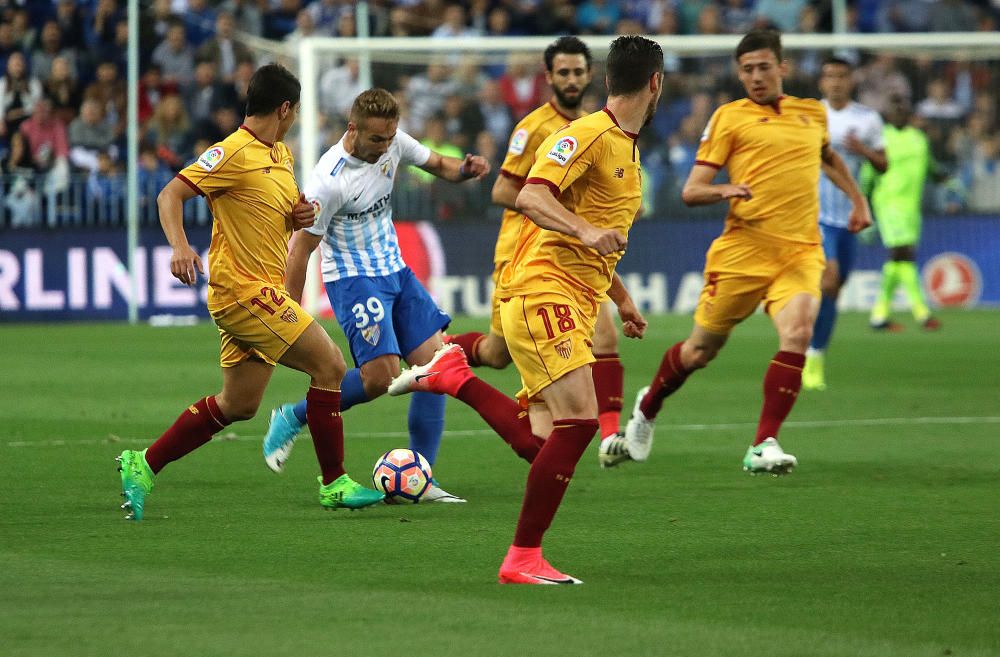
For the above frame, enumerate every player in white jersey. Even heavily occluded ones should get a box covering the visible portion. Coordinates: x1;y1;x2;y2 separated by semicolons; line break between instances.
261;89;490;501
803;57;887;391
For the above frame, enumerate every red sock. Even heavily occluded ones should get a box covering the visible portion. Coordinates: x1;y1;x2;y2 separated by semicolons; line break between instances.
145;396;230;474
754;351;805;445
592;353;623;438
447;332;486;367
513;418;598;548
640;341;692;420
306;386;345;484
457;378;543;462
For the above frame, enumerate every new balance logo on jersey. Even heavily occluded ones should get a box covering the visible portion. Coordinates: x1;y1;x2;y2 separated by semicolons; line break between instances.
614;167;624;178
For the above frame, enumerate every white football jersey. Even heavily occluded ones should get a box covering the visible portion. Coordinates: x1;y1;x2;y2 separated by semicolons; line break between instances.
303;130;431;281
819;100;885;228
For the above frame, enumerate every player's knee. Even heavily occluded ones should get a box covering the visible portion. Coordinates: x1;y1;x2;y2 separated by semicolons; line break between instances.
783;323;813;351
217;397;259;422
684;343;718;369
360;358;400;398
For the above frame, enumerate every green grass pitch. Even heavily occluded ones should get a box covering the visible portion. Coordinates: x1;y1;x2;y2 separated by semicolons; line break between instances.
1;311;998;657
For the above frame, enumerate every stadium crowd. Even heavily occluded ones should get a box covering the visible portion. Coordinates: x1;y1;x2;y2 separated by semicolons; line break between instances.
1;0;999;228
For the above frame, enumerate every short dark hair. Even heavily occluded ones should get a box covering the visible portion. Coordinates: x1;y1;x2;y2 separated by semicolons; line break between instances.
544;36;592;72
245;63;300;117
821;56;853;71
735;29;783;62
605;35;663;96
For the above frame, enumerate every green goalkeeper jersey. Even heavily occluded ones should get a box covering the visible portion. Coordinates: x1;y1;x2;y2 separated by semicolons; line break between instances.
861;124;931;224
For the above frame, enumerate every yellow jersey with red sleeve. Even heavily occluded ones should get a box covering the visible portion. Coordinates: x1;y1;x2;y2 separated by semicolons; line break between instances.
696;95;829;244
493;101;574;265
498;108;642;305
176;125;299;313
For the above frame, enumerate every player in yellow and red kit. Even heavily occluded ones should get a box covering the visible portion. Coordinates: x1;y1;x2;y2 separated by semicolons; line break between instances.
115;64;384;520
446;37;633;467
389;36;664;584
623;30;872;475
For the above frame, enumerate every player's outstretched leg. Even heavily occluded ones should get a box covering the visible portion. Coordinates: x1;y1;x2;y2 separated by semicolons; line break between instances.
407;391;466;503
498;417;597;585
118;395;232;520
624;341;694;462
744;351;803;476
263;368;368;473
388;343;544;462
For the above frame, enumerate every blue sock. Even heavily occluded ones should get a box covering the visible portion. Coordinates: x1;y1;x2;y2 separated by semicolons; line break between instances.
811;295;838;351
290;368;369;424
408;392;446;466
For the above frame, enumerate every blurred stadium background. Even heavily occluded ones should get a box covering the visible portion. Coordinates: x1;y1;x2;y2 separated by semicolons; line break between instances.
1;0;998;322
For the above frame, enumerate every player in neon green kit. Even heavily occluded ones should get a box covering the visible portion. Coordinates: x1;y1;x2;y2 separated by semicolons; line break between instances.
865;96;943;331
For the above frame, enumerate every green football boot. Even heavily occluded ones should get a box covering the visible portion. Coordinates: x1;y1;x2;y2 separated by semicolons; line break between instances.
318;474;385;510
802;352;826;391
116;449;155;520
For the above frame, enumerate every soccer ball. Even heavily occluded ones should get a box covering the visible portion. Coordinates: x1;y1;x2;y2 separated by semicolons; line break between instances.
372;449;433;504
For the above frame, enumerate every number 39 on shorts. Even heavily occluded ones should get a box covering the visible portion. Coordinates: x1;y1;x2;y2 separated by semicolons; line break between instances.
352;296;385;328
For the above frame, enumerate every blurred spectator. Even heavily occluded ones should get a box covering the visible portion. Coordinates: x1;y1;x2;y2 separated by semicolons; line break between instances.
484;6;515;37
69;99;116;173
432;4;480;38
184;61;237;125
138;143;174;207
44;56;81;126
916;78;966;122
441;93;483;151
232;58;256;115
138;65;180;125
8;97;69;190
453;58;489;101
144;94;192;170
84;62;126;137
963;135;1000;212
0;23;18;76
676;0;712;33
854;54;911;114
753;0;809;32
197;12;254;83
406;59;460;134
192;105;240;145
31;21;77;82
184;0;218;47
263;0;302;40
86;151;125;218
0;52;42;139
306;0;351;34
153;20;195;86
284;8;319;41
721;0;755;33
577;0;621;34
10;9;36;52
468;0;492;34
928;0;978;32
332;8;357;37
54;0;86;50
87;0;121;53
882;0;933;32
497;53;546;121
319;58;363;119
223;0;264;37
532;0;577;35
476;79;513;147
414;114;462;183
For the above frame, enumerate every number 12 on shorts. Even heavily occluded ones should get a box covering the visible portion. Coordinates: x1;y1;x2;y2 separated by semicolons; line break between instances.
537;304;576;339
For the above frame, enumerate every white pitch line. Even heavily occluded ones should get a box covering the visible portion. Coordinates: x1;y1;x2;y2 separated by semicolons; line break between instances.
4;416;1000;448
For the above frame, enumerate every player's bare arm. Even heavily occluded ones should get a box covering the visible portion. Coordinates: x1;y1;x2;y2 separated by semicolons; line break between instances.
419;151;491;182
284;229;323;302
157;176;203;286
516;183;626;256
821;145;873;233
843;132;888;173
491;171;522;210
681;164;753;206
607;272;646;339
